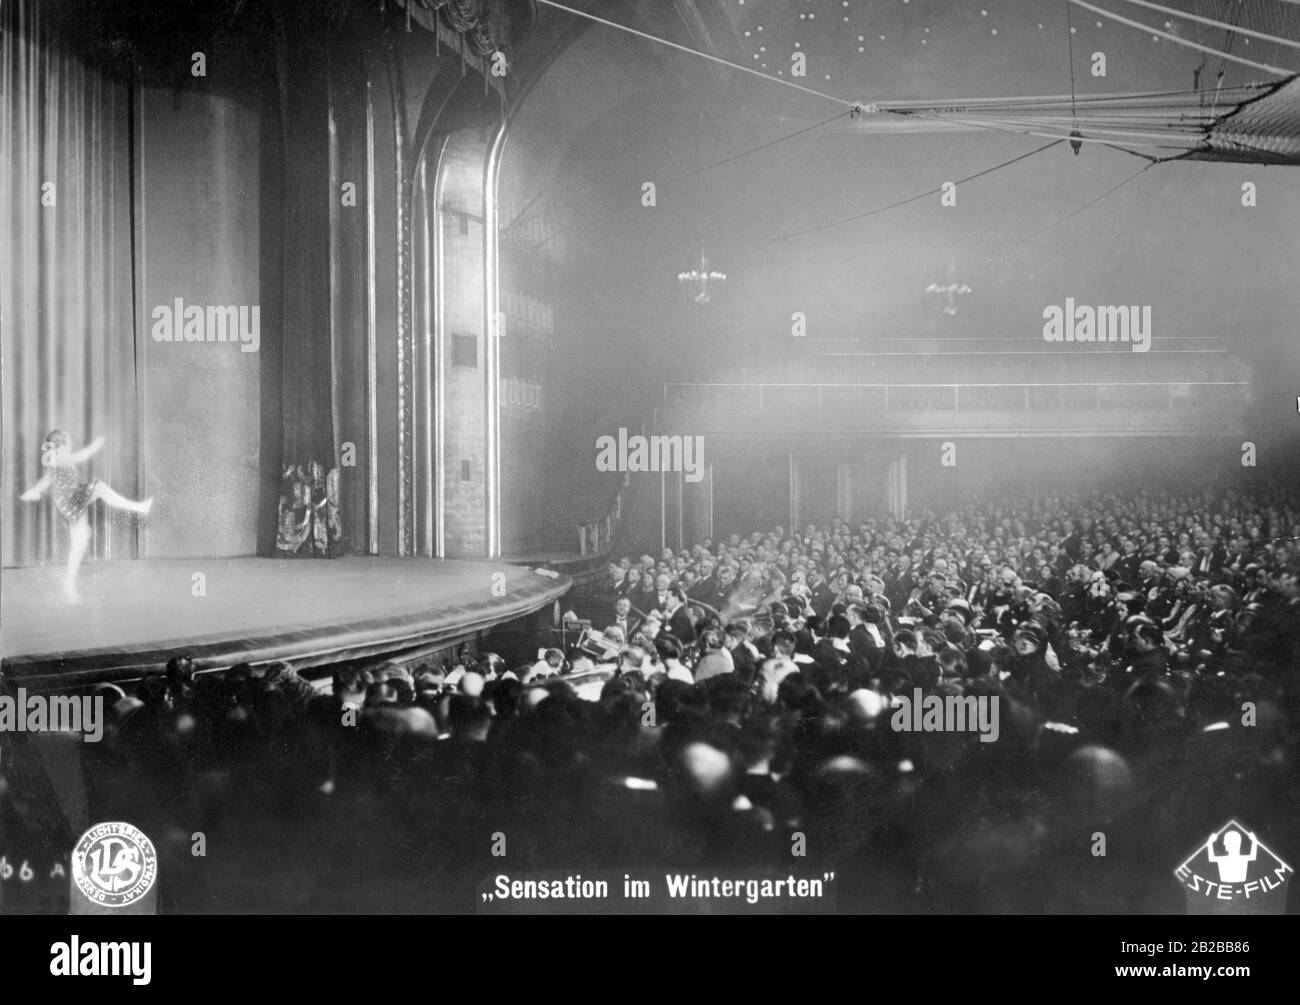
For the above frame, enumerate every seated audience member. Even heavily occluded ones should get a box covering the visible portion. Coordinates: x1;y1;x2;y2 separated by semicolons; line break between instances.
608;596;642;640
662;588;697;645
654;633;694;684
694;627;735;682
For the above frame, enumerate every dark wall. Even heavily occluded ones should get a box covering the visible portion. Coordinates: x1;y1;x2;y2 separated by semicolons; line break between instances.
710;439;790;541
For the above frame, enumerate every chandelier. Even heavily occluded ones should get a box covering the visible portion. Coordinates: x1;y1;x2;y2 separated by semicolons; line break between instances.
677;253;726;305
926;258;971;315
925;281;972;315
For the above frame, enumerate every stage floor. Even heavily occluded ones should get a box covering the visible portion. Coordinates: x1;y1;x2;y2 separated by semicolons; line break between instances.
0;557;571;689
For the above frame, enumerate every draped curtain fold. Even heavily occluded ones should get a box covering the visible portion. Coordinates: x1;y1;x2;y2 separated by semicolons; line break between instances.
1;0;139;568
275;35;337;476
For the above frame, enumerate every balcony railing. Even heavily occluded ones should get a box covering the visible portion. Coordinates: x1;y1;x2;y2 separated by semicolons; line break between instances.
663;381;1251;414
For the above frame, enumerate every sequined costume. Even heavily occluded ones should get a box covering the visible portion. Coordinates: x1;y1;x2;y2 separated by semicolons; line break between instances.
46;460;100;523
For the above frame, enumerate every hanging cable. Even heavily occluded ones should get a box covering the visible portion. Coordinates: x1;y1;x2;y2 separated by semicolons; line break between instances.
1110;0;1300;52
506;110;851;234
534;0;859;108
987;161;1155;258
872;83;1267;109
1067;1;1082;153
1100;141;1165;162
904;109;1204;152
1067;0;1293;75
772;139;1064;242
934;112;1207;144
1211;0;1246;116
667;110;853;183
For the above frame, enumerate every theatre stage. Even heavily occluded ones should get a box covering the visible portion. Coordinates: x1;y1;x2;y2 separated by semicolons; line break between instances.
0;557;571;690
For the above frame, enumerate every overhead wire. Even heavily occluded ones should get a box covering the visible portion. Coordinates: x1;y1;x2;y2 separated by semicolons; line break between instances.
897;109;1205;151
533;0;859;108
1067;0;1294;75
1109;0;1300;51
771;139;1064;241
517;110;852;248
987;160;1157;258
518;1;1293;252
666;109;853;183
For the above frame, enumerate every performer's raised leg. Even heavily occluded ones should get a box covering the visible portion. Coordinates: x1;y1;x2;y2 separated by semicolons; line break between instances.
65;517;91;601
91;482;152;515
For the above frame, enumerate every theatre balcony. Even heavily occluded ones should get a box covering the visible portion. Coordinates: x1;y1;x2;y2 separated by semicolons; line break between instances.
658;381;1251;438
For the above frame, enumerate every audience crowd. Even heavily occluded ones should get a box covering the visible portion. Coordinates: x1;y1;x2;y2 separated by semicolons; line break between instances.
2;485;1298;912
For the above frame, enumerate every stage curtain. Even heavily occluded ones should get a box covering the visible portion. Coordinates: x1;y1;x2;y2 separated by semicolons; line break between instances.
274;33;338;481
1;0;139;568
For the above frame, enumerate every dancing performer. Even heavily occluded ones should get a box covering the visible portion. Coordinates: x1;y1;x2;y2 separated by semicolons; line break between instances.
19;430;152;601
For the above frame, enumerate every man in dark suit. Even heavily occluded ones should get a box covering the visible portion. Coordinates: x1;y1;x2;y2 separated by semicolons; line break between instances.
884;557;916;615
725;622;758;682
689;560;718;603
887;629;937;691
663;588;697;646
794;613;822;658
846;603;885;675
707;564;739;612
810;571;838;619
607;596;642;642
652;572;674;615
604;562;628;601
1193;539;1227;577
1112;538;1142;584
811;613;852;673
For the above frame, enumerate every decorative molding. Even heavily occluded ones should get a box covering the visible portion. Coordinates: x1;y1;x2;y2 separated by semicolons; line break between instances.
483;117;508;558
432;137;449;558
389;43;416;557
131;74;149;561
420;156;436;557
365;79;379;555
398;0;513;98
327;88;343;514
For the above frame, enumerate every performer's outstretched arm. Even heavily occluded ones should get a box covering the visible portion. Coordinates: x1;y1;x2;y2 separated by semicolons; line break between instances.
20;471;52;501
64;435;105;464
